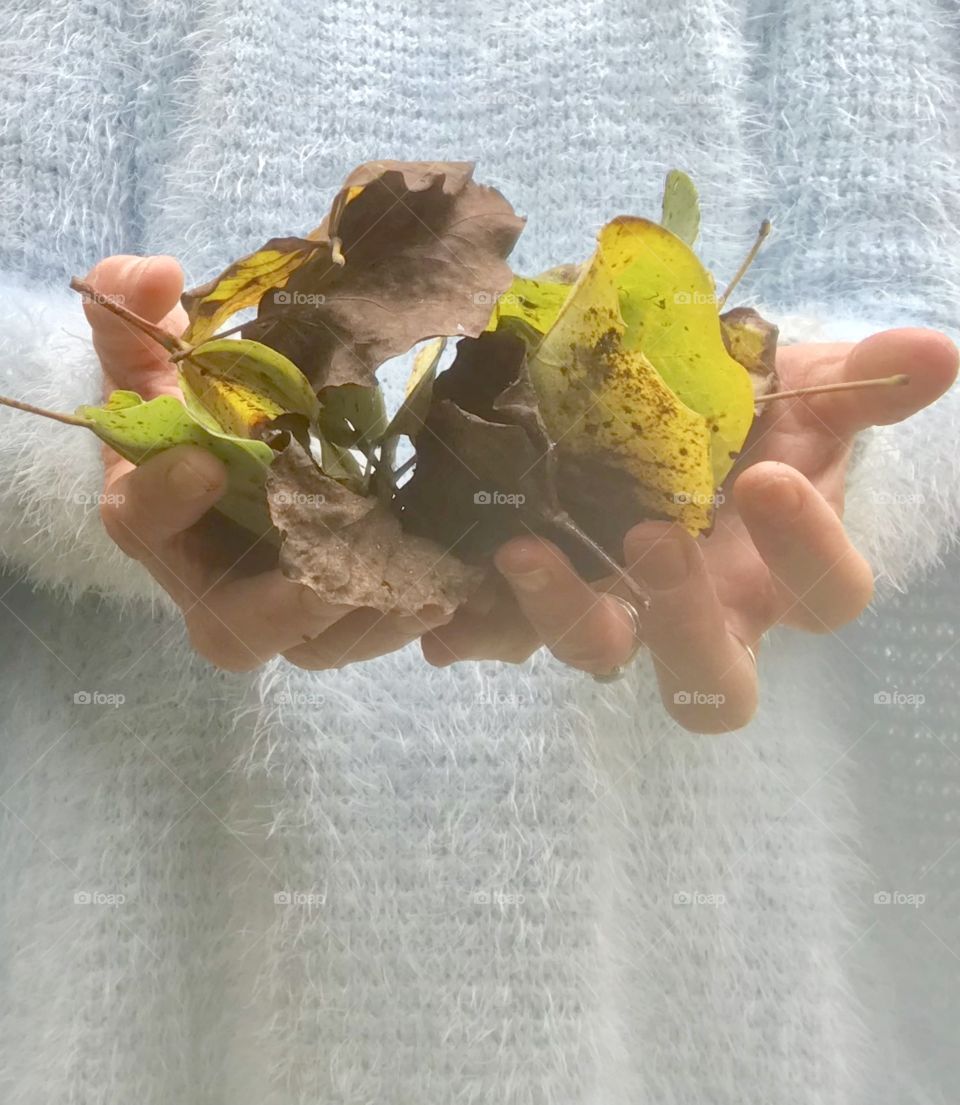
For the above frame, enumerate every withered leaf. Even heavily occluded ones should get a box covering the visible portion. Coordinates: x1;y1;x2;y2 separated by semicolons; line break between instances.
181;236;324;346
397;331;552;561
268;440;483;616
719;306;780;401
398;331;628;580
245;160;526;391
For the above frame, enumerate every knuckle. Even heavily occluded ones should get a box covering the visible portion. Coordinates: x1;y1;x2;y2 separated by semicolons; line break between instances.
185;613;264;673
99;498;148;560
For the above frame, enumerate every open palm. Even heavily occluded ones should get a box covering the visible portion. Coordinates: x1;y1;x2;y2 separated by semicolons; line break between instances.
422;328;958;732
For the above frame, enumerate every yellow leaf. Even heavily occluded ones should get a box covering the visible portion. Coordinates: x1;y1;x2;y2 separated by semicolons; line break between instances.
483;276;572;337
527;246;717;533
526;218;755;533
384;338;446;440
181;238;323;346
600;217;755;487
179;338;320;440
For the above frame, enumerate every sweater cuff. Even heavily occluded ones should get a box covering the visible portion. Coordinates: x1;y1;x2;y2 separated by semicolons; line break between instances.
0;275;168;607
756;305;960;594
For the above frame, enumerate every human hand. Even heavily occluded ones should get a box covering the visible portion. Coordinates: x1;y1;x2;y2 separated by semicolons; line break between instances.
83;254;450;672
421;327;958;732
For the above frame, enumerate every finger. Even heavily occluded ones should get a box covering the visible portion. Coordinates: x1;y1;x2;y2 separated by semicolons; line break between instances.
101;445;227;595
494;537;639;675
83;254;186;393
624;522;758;733
183;575;355;672
734;461;874;634
787;328;958;437
421;577;540;666
284;606;451;670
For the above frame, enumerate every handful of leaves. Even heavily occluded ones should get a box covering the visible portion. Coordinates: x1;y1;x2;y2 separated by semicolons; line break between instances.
0;160;903;619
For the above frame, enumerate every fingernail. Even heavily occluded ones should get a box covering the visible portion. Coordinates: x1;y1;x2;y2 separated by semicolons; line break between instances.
626;535;691;590
504;567;551;593
750;472;804;522
167;457;217;500
123;256;150;283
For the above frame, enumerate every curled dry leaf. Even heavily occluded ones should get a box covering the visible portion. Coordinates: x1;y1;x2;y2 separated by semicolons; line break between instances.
719;306;780;402
267;439;483;616
181;237;325;347
398;331;556;560
244;160;526;391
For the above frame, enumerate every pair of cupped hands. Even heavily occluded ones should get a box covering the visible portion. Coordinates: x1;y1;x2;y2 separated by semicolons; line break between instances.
84;255;958;732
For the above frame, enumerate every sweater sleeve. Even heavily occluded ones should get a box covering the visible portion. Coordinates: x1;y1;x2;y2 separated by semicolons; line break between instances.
756;305;960;595
0;275;167;607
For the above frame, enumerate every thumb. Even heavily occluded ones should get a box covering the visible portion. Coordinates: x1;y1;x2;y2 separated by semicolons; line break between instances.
83;254;186;396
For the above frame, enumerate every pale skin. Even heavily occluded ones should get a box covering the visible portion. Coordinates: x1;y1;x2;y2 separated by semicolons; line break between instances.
84;255;958;733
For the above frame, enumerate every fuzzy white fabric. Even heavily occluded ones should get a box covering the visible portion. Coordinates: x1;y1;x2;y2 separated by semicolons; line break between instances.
0;0;959;1102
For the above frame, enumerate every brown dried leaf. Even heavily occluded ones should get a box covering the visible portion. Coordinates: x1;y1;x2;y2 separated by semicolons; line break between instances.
267;440;482;616
246;160;526;391
398;331;631;581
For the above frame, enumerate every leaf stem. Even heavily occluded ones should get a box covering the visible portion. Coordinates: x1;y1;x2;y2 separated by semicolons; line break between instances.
69;278;192;356
0;393;88;427
171;317;247;356
717;219;771;309
549;510;650;608
755;373;909;404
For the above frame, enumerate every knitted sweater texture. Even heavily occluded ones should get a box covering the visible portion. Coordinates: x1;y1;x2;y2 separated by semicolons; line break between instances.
0;1;958;1103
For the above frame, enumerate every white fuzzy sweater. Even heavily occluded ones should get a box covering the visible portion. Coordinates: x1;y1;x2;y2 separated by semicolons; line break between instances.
0;1;959;1103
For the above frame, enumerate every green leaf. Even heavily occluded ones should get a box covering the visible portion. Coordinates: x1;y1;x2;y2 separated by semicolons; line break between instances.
317;383;389;452
76;391;276;537
660;168;700;247
178;338;320;440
